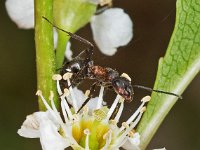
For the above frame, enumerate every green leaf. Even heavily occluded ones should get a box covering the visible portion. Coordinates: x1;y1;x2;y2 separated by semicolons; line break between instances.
53;0;97;68
137;0;200;149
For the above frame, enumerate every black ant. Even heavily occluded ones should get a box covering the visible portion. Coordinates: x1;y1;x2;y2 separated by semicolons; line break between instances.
42;17;182;113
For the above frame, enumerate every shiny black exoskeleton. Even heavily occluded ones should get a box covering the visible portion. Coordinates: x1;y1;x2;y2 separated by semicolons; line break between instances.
60;42;134;103
43;17;182;113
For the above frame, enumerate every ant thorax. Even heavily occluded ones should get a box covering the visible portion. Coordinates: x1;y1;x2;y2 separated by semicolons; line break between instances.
88;66;119;82
65;61;82;73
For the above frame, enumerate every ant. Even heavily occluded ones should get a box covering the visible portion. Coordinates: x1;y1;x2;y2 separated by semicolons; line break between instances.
42;17;182;113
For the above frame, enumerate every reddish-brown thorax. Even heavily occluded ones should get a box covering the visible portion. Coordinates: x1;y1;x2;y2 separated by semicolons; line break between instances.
89;66;108;81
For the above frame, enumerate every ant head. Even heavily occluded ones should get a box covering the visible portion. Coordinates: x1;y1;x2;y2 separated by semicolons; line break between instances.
112;77;134;102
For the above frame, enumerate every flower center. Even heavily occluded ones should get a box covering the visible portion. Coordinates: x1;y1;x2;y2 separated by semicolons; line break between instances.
72;117;109;149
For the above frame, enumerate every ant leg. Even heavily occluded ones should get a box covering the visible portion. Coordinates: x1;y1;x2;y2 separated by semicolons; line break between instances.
68;63;90;87
42;16;94;59
57;63;68;72
77;82;98;113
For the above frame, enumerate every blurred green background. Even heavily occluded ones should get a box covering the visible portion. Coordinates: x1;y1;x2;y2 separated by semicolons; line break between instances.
0;0;200;149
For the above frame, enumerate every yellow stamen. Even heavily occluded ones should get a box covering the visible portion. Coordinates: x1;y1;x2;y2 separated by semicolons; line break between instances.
84;129;90;135
141;96;151;102
52;74;62;80
140;107;146;113
109;119;117;125
99;0;112;6
128;131;134;138
63;73;73;80
121;73;131;81
35;90;42;96
122;122;129;129
62;88;70;97
85;90;90;98
103;130;111;140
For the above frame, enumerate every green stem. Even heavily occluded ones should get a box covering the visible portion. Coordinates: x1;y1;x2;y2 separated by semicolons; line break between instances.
35;0;58;110
56;32;70;69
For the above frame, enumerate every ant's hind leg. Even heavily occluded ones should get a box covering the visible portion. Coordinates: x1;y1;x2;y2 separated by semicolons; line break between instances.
77;82;98;113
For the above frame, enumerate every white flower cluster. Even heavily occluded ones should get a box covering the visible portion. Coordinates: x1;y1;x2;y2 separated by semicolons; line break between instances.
5;0;133;56
18;72;150;150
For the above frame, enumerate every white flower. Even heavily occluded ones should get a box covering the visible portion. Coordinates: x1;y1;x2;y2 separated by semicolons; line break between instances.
65;41;73;61
18;73;150;150
5;0;133;56
5;0;34;29
90;8;133;56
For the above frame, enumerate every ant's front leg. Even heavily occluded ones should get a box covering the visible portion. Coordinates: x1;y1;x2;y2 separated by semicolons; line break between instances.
42;16;94;61
77;81;98;113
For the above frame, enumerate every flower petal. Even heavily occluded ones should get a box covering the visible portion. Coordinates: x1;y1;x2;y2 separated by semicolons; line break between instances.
153;148;166;150
87;97;100;111
121;132;140;150
5;0;34;29
17;113;40;138
40;119;69;150
90;8;133;56
65;41;73;61
67;87;100;111
18;111;60;138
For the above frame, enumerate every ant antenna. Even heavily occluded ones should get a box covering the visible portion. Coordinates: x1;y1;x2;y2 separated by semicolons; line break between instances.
42;16;94;49
133;85;182;99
